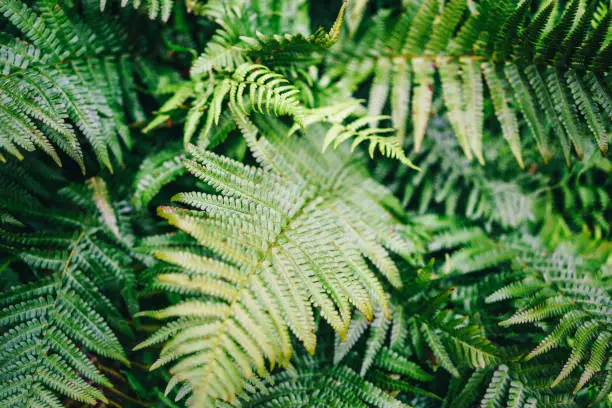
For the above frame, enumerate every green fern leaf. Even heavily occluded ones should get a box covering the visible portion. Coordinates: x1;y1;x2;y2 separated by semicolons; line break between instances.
0;0;141;172
138;118;415;405
0;176;142;406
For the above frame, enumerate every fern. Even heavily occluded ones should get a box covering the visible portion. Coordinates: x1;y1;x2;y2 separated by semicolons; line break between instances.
192;0;346;75
102;0;176;22
487;238;612;396
334;259;503;381
1;1;611;406
0;177;138;407
323;115;419;170
137;116;415;405
378;118;540;228
132;143;186;210
447;362;581;408
220;354;409;408
144;62;304;146
0;0;143;172
293;98;419;169
0;155;65;226
143;1;347;147
326;0;612;165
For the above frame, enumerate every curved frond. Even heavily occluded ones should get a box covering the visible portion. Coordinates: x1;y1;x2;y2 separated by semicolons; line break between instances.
0;177;138;406
0;0;142;172
138;118;415;405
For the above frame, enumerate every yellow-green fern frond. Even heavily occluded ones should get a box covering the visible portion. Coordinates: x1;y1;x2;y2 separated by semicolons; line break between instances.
137;118;417;405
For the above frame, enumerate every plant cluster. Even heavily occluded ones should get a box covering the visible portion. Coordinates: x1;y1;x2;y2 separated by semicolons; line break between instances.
0;0;610;407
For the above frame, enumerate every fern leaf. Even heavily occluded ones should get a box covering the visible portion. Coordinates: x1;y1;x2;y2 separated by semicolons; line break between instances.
403;0;437;55
438;58;470;158
481;365;511;408
367;58;391;128
422;322;459;377
0;180;140;406
461;58;485;164
545;67;585;159
360;308;389;376
525;64;573;164
105;0;175;22
225;64;304;125
231;355;409;408
566;68;608;155
0;0;141;172
390;57;411;141
132;146;186;211
374;348;433;382
138;120;414;405
504;63;550;161
482;62;523;168
411;57;434;153
322;114;419;170
426;0;467;54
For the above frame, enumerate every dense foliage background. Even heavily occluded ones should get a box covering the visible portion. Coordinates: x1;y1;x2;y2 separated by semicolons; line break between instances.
0;0;611;407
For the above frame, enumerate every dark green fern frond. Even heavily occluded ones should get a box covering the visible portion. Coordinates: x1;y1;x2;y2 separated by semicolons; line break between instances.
487;237;612;395
378;118;540;229
0;177;140;407
322;115;419;170
409;302;502;377
541;152;612;239
331;305;440;401
220;354;409;408
0;0;143;172
132;144;186;211
446;361;582;408
334;267;503;380
191;0;346;76
137;116;417;406
0;155;65;227
1;1;610;407
144;2;347;146
101;0;175;22
290;98;419;169
326;0;612;165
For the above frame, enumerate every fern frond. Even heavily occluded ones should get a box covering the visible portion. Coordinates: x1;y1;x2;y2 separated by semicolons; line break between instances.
0;155;65;226
102;0;175;22
330;0;612;164
447;362;580;408
132;145;186;211
487;238;612;391
146;63;304;147
145;2;351;145
379;118;538;228
0;0;142;172
190;0;346;76
138;118;415;405
334;274;502;382
227;355;409;408
321;114;419;170
0;177;140;406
